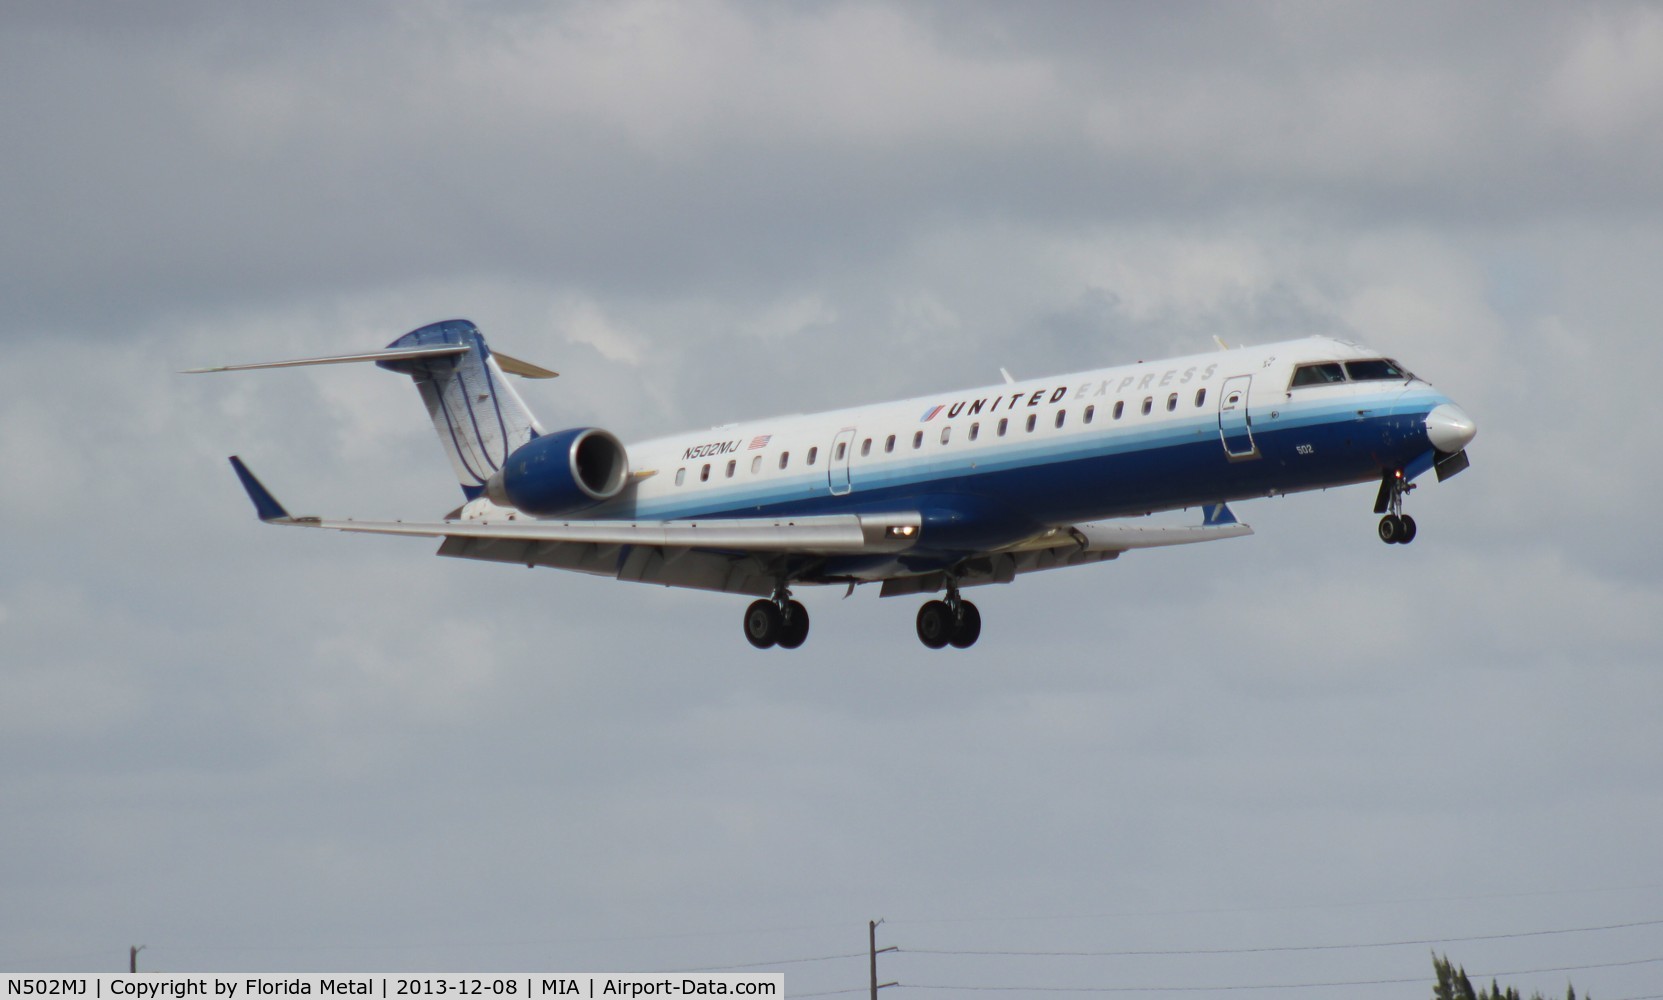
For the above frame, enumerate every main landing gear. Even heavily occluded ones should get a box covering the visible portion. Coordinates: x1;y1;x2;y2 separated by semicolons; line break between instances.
916;580;981;650
743;584;809;650
1375;469;1418;545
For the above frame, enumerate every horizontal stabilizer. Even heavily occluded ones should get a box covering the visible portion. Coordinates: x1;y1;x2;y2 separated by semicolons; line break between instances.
183;345;469;374
185;343;556;378
492;352;559;379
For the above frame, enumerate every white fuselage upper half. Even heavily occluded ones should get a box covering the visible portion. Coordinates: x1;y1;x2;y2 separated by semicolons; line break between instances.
461;335;1470;534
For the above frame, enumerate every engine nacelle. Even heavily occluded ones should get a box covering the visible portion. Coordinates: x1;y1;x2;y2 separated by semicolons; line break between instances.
485;427;630;516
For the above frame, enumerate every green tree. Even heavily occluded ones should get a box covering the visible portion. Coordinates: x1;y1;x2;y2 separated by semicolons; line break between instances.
1431;953;1587;1000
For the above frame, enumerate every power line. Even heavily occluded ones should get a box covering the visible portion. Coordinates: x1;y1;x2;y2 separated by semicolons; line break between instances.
887;883;1663;928
652;951;866;973
898;915;1663;959
898;954;1663;994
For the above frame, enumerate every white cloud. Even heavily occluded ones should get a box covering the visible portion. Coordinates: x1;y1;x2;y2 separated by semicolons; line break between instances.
550;292;648;365
1545;5;1663;143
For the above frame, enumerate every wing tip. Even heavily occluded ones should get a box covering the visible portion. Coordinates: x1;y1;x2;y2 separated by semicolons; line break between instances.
1202;502;1239;526
228;456;291;522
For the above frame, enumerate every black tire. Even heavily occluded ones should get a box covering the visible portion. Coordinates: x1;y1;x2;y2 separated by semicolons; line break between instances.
1398;514;1417;544
744;599;782;649
949;601;982;648
916;600;953;649
1378;515;1401;544
777;600;810;649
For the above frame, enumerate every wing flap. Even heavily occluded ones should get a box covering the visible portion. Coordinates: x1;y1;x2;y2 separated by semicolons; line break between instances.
997;505;1251;555
292;512;909;553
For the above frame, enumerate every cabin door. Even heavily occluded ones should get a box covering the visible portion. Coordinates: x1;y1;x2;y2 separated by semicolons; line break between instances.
828;427;857;495
1218;375;1260;460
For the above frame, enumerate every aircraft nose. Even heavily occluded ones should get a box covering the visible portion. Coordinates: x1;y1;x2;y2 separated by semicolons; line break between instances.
1425;403;1477;453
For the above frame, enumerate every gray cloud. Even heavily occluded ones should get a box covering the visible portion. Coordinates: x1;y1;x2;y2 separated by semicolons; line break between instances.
3;3;1661;998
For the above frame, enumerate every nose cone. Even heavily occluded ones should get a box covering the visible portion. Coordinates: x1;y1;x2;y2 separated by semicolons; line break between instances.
1425;403;1477;453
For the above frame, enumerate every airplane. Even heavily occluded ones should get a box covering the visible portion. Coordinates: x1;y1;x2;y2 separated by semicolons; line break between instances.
192;318;1476;649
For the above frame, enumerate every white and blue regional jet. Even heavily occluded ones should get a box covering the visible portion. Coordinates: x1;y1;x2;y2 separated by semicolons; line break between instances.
196;319;1476;649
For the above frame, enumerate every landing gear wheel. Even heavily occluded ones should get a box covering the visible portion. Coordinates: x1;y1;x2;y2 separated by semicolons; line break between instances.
744;599;783;649
1379;514;1419;545
916;600;953;649
1374;469;1420;544
776;600;810;649
948;601;981;648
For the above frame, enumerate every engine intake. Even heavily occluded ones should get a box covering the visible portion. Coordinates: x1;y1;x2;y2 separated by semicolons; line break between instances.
486;427;630;515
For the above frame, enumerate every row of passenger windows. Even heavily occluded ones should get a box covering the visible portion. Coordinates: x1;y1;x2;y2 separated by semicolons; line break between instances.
670;387;1211;487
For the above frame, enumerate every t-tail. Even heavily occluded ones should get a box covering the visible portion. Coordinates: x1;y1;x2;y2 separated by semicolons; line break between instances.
374;319;549;499
184;318;557;500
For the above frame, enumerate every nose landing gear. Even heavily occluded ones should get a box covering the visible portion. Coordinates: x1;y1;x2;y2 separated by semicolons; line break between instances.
1374;469;1418;545
916;580;981;649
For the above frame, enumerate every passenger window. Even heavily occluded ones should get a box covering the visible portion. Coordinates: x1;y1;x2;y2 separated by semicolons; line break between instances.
1113;401;1124;420
1167;393;1178;412
1055;410;1066;428
885;435;895;453
940;426;952;445
726;459;736;478
1141;397;1153;416
1291;362;1346;387
969;422;980;441
913;431;923;449
700;464;711;482
860;438;872;457
1084;405;1095;424
834;442;846;461
751;455;762;474
779;452;789;469
675;468;686;486
1194;388;1206;407
997;418;1008;436
1026;414;1037;432
807;447;818;465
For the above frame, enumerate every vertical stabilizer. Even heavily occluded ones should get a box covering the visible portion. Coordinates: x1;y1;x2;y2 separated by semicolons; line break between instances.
376;319;543;499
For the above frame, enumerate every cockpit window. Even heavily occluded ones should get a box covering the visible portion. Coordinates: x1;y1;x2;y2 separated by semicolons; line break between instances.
1345;358;1410;382
1290;362;1346;387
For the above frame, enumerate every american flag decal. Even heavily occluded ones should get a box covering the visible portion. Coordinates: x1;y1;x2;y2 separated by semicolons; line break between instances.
921;405;944;422
748;434;772;450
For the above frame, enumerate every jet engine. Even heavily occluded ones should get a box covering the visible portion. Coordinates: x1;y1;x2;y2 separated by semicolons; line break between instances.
485;427;630;515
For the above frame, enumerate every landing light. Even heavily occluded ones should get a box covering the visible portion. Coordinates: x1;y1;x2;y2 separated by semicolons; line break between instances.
887;525;917;538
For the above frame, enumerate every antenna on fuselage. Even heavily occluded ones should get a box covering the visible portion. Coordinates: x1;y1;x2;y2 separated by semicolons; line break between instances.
1213;335;1231;351
1000;367;1016;384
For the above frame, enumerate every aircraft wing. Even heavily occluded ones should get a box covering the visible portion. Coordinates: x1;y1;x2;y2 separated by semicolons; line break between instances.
876;504;1253;598
229;457;1248;597
229;457;919;553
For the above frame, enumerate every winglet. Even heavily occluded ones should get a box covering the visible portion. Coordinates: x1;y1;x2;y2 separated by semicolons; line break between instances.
1202;502;1238;526
229;456;291;521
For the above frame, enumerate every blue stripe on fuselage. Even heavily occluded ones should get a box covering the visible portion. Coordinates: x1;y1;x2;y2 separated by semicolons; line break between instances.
595;387;1448;528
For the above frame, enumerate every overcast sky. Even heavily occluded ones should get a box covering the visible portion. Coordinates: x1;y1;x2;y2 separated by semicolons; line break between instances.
4;2;1662;997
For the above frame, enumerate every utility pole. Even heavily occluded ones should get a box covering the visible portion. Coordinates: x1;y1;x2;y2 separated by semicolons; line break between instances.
129;946;145;973
868;920;896;1000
